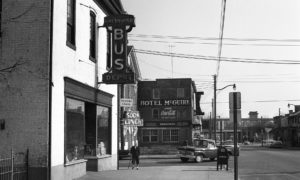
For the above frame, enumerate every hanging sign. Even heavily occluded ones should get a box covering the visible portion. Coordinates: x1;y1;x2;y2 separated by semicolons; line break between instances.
122;111;143;126
102;14;136;84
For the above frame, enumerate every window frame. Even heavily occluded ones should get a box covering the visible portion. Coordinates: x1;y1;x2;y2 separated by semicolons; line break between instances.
66;0;76;49
177;88;185;98
0;0;2;36
152;108;160;120
89;11;96;61
96;105;112;156
142;129;158;143
64;97;86;164
162;129;179;143
153;88;160;99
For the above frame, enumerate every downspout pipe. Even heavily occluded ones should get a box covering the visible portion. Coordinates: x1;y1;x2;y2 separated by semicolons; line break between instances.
49;0;54;179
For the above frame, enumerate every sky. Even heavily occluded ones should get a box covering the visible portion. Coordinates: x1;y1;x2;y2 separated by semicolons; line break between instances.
122;0;300;118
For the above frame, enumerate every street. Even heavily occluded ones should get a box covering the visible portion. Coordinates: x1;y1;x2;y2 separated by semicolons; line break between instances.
238;148;300;180
122;147;300;180
78;148;300;180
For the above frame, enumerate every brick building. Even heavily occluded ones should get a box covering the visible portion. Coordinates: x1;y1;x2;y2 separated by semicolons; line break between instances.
272;106;300;147
0;0;133;180
137;78;199;154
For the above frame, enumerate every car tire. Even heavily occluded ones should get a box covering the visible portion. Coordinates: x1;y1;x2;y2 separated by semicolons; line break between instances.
180;157;189;162
195;155;203;163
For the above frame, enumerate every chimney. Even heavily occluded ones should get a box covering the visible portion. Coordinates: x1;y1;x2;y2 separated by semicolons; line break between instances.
249;111;258;119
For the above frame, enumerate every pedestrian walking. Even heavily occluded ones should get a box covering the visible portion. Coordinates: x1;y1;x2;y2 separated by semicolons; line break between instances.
130;143;140;170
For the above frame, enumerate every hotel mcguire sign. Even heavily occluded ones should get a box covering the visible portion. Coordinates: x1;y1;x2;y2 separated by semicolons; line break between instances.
139;99;190;106
102;14;136;84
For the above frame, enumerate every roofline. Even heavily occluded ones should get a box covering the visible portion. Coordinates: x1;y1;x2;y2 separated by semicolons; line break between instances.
96;0;125;15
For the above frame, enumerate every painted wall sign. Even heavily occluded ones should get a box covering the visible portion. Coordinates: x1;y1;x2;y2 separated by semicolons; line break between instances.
161;107;176;119
102;14;136;84
159;122;176;126
139;99;190;106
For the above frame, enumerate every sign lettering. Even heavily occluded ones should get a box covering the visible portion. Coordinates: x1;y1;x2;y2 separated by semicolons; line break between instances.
139;99;190;107
102;14;136;84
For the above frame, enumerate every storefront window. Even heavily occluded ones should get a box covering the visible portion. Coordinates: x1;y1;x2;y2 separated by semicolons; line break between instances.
97;106;111;156
142;129;158;143
65;98;85;163
163;129;179;143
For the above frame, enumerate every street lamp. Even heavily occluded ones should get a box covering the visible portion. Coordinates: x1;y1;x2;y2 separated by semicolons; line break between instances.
213;76;236;147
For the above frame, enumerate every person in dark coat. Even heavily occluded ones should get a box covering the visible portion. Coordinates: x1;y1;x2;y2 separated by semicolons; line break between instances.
130;143;140;170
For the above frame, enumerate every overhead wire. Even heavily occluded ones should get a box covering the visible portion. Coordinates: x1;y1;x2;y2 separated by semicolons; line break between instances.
134;49;300;65
129;39;300;47
216;0;227;78
129;34;300;43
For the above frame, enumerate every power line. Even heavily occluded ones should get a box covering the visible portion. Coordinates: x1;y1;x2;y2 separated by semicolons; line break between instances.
216;0;227;78
129;34;300;43
134;49;300;65
201;99;300;104
129;39;300;47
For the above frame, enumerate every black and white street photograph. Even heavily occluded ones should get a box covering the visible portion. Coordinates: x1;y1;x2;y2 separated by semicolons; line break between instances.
0;0;299;180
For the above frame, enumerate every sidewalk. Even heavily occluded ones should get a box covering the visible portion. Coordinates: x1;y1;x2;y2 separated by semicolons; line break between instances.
76;165;235;180
76;154;235;180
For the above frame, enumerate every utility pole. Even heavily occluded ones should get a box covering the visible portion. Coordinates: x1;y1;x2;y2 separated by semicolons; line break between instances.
209;112;212;139
213;75;217;143
169;44;175;78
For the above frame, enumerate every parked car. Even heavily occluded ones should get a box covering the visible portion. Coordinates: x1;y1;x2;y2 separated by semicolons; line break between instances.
218;140;240;156
243;141;250;145
269;141;283;148
177;139;218;163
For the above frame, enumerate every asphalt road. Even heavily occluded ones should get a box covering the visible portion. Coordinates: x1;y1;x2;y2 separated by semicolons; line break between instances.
120;148;300;180
238;149;300;180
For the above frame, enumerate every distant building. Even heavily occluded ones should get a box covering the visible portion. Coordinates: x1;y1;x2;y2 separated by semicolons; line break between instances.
240;111;273;142
137;78;199;154
272;106;300;147
201;111;275;143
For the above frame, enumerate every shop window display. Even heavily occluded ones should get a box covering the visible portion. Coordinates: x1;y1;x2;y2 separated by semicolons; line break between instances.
65;98;85;163
97;106;111;156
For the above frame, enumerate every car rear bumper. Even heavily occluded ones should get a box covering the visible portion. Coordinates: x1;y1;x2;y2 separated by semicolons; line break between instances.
177;154;195;159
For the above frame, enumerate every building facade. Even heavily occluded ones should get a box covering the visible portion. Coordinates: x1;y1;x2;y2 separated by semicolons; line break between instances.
137;78;198;154
272;106;300;147
120;46;142;151
0;0;132;180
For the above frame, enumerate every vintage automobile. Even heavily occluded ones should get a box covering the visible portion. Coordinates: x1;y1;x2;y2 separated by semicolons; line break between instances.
269;140;283;148
220;140;240;156
177;139;218;163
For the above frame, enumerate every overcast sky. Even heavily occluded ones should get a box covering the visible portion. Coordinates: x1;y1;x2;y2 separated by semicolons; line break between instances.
122;0;300;118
